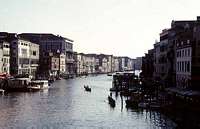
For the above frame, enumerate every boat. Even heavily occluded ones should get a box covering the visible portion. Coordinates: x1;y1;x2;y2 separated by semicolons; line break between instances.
107;73;112;76
28;80;49;91
149;101;161;110
125;91;143;108
138;102;149;109
84;85;91;92
109;87;118;92
0;89;5;95
3;78;31;92
108;95;116;107
120;90;132;96
125;99;139;108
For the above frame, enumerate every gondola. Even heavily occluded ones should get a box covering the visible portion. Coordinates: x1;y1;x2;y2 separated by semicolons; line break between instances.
84;85;91;92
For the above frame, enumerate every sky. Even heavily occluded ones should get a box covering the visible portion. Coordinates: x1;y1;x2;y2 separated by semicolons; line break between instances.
0;0;200;58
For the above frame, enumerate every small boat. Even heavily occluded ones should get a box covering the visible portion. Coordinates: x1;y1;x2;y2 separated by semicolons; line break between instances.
84;85;91;92
107;73;112;76
28;80;49;91
108;95;116;107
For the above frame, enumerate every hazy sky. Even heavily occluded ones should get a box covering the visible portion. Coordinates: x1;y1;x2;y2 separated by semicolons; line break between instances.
0;0;200;58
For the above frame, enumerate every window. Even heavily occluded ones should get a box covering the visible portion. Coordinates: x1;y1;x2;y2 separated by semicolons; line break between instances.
198;40;200;46
19;58;29;64
177;62;179;72
32;51;36;56
178;62;180;71
181;41;183;45
182;50;184;57
187;61;190;72
185;61;187;72
182;62;184;72
185;50;187;57
21;49;27;55
188;49;191;56
187;40;190;44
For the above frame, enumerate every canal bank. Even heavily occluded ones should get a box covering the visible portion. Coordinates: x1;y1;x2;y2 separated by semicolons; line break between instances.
0;74;176;129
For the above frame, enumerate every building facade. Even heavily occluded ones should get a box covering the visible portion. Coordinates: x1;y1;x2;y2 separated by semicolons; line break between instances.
113;57;120;72
39;52;66;77
0;40;10;74
10;37;39;77
153;29;169;85
174;18;200;90
132;57;142;70
19;33;74;76
141;49;155;79
119;57;133;71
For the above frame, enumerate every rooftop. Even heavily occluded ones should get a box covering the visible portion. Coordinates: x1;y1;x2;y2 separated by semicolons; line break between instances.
19;33;74;42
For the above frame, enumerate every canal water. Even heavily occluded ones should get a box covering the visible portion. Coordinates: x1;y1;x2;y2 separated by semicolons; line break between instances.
0;75;176;129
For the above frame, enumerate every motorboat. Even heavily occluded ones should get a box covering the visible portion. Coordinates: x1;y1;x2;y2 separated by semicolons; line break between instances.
107;73;112;76
28;80;49;91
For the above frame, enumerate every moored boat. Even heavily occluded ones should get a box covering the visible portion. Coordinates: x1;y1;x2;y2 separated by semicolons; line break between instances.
3;78;31;92
138;102;149;109
28;80;49;91
125;99;139;108
108;95;116;107
107;73;112;76
125;92;142;108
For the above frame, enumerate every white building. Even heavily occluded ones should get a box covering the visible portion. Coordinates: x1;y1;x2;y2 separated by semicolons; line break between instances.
10;37;39;77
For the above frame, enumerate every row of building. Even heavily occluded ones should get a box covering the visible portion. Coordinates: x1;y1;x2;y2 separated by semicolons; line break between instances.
74;53;142;75
0;32;142;79
141;16;200;91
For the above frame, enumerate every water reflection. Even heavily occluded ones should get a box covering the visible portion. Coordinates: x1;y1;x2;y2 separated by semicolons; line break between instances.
0;75;176;129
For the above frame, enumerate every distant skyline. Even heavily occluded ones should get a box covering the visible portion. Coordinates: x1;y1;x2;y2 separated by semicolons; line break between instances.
1;0;200;58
